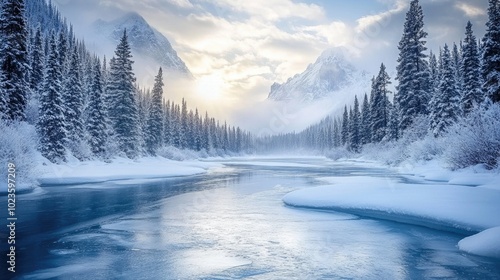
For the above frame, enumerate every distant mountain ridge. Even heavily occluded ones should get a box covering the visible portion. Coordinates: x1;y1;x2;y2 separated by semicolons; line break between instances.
92;12;191;77
268;47;368;102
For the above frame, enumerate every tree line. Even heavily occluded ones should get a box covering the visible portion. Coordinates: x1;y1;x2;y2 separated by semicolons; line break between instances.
260;0;500;166
0;0;252;163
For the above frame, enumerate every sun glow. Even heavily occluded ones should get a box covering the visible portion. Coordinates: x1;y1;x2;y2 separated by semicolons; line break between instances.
196;75;226;102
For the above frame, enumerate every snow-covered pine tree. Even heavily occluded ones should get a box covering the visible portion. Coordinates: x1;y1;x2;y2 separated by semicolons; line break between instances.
202;111;210;151
57;30;68;74
106;30;139;158
136;87;149;155
370;63;391;143
429;51;439;93
0;0;29;120
222;121;229;151
341;105;349;146
29;26;44;94
25;25;45;123
361;93;370;145
37;32;66;163
461;21;483;115
395;0;431;131
171;102;182;148
482;0;500;103
452;43;463;98
194;108;202;151
186;109;195;150
180;98;188;148
349;96;361;152
162;100;171;146
333;117;341;147
386;101;399;141
62;46;84;153
209;117;218;150
430;44;460;137
86;58;107;158
146;67;164;155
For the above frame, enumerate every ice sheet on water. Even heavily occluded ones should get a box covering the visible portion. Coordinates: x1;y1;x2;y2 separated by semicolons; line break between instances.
23;258;112;279
170;249;252;276
222;161;322;168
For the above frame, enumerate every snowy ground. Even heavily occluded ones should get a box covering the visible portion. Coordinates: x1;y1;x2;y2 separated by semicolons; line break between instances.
0;156;222;194
283;159;500;260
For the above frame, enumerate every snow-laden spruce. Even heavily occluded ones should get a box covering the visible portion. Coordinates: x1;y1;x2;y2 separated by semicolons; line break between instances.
0;0;29;121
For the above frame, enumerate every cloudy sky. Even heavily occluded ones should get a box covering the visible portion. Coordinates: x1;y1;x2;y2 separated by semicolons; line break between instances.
54;0;489;131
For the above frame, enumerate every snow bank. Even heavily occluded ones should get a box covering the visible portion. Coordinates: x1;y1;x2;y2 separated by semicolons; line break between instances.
283;176;500;233
458;227;500;259
283;163;500;259
38;156;222;185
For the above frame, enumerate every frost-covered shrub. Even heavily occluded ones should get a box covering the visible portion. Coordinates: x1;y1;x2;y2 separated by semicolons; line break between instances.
444;103;500;170
0;121;40;191
361;141;405;165
362;115;443;165
157;146;202;161
326;146;353;161
399;114;431;144
406;135;445;162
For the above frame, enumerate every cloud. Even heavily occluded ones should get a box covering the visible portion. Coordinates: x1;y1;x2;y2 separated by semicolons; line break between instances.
209;0;326;22
167;0;194;9
455;1;487;18
53;0;490;131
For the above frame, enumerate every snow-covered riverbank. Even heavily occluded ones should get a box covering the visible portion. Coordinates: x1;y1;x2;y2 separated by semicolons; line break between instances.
0;156;223;194
283;159;500;259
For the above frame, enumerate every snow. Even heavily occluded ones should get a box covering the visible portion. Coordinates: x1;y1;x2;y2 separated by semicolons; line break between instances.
458;226;500;259
37;156;222;186
283;160;500;259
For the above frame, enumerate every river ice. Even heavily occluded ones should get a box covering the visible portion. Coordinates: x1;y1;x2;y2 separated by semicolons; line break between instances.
5;157;500;279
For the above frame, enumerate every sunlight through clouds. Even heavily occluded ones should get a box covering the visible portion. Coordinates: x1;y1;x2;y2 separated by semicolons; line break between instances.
54;0;489;130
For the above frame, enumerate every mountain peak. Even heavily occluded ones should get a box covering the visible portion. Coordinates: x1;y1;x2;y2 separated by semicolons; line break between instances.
114;11;149;27
92;12;191;77
268;47;364;102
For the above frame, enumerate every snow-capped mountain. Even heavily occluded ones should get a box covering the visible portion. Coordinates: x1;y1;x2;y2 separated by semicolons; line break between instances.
268;47;368;102
92;12;191;77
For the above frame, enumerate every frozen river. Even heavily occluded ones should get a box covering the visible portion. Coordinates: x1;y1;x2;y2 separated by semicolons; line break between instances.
2;157;500;279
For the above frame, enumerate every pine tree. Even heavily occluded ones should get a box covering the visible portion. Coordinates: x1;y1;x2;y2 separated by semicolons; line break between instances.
430;44;460;137
171;103;182;147
452;43;463;95
37;32;66;163
57;30;68;74
482;0;500;103
429;51;439;93
395;0;431;131
461;21;483;115
86;59;107;158
180;98;188;148
361;93;370;144
146;68;164;155
387;102;399;141
62;46;84;148
341;105;349;146
349;96;361;152
194;108;201;151
0;0;29;120
163;100;171;146
202;111;210;151
333;118;341;147
29;25;44;94
371;63;391;143
106;30;139;158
